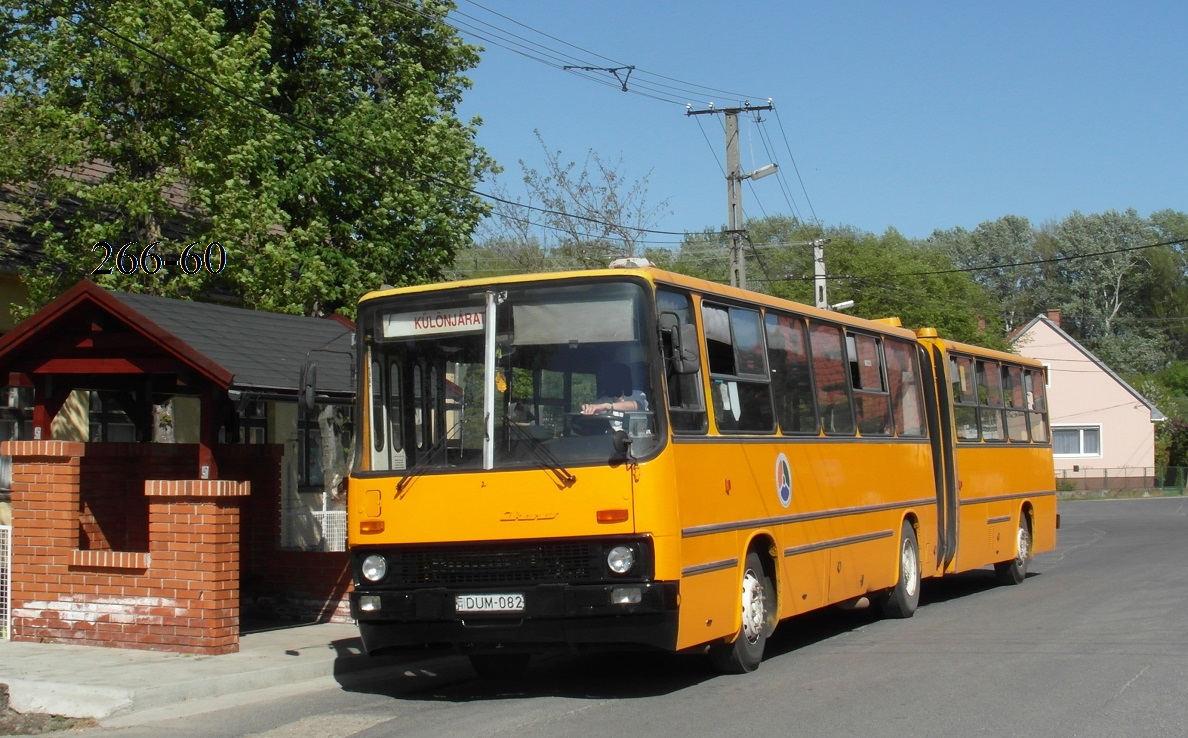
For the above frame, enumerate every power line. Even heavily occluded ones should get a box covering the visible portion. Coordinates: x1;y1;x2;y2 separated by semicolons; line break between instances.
24;1;696;248
778;237;1188;282
450;0;769;104
771;107;820;226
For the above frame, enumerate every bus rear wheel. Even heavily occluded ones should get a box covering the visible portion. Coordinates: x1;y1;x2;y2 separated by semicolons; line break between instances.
881;520;920;619
994;515;1032;585
709;551;773;674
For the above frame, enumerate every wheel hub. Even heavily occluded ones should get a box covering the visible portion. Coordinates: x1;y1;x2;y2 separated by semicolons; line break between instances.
741;569;766;643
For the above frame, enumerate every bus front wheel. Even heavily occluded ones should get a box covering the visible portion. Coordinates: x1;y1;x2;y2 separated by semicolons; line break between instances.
994;515;1032;585
881;520;920;619
709;551;773;674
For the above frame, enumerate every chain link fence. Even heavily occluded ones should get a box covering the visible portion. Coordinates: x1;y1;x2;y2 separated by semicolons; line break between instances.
1056;466;1188;496
1;524;10;640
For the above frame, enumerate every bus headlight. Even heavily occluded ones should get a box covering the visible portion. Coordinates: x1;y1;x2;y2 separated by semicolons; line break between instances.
361;554;388;582
606;545;636;575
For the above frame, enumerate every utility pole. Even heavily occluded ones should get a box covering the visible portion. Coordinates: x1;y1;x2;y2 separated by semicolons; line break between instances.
687;102;775;289
812;238;829;309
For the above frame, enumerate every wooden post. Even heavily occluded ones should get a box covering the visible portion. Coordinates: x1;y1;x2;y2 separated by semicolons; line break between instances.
199;386;218;480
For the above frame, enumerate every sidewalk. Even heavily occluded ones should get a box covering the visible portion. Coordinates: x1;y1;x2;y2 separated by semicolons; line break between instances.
0;622;433;721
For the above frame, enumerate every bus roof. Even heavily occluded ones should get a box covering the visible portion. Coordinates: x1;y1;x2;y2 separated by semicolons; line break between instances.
916;332;1042;368
360;265;992;345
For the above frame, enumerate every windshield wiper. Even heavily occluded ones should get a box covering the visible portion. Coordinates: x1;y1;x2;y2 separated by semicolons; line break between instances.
396;419;461;494
504;415;577;487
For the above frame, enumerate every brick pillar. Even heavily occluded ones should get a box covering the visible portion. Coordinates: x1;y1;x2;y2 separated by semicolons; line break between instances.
5;441;84;634
145;479;250;654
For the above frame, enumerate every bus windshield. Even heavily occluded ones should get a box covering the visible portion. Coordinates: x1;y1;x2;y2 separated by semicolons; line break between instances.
358;279;661;475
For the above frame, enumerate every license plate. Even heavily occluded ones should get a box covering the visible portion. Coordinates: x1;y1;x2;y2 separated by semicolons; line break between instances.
455;593;525;613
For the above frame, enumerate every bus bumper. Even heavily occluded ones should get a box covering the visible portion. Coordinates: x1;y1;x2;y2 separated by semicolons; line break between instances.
351;581;679;654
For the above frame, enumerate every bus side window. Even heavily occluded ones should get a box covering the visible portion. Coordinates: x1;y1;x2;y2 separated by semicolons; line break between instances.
1003;364;1029;442
977;360;1004;441
848;332;890;436
658;289;707;434
765;312;818;434
703;303;774;434
808;321;855;435
885;338;926;437
952;355;979;441
1024;368;1049;442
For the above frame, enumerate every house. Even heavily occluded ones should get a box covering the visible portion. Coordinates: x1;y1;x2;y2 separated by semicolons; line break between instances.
1011;310;1165;490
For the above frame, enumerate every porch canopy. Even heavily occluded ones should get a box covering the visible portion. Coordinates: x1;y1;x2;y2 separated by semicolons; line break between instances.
0;279;353;478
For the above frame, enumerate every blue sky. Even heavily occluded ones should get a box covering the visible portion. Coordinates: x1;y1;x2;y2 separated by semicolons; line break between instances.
453;0;1186;245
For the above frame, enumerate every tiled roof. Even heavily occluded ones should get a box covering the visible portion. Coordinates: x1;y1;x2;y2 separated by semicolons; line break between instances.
0;160;205;273
113;291;354;397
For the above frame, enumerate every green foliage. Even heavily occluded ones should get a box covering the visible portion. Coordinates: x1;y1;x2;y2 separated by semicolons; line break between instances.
1;0;493;317
670;216;1005;347
925;215;1043;332
1160;419;1188;468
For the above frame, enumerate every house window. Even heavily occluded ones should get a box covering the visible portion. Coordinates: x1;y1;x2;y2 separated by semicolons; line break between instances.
298;417;325;489
1053;425;1101;457
0;387;33;490
220;400;268;444
298;406;353;490
88;392;138;442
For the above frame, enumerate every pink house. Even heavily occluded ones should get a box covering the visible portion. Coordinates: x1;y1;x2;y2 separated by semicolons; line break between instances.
1011;311;1165;490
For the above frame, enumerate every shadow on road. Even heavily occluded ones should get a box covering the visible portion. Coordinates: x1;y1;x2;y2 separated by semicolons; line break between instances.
332;569;1025;703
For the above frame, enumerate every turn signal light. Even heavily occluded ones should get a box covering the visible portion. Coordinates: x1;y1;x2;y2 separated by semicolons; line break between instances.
597;509;629;523
359;520;385;534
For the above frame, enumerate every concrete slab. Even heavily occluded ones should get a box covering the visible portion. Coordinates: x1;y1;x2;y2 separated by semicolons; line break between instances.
0;622;422;720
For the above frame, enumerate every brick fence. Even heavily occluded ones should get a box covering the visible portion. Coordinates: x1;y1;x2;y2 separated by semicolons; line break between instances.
2;440;351;654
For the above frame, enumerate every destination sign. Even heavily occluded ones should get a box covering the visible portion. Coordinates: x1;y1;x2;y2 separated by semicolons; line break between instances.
383;307;485;337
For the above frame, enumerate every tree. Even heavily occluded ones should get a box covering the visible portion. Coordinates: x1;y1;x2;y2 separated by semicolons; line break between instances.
1141;209;1188;359
1036;210;1165;375
672;216;1005;346
458;132;670;276
0;0;494;317
925;215;1046;332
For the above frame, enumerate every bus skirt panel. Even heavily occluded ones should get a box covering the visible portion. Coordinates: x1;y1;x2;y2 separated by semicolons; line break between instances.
352;581;680;654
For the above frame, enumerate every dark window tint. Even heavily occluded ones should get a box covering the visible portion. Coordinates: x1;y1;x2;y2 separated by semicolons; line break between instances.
808;322;854;435
765;312;818;434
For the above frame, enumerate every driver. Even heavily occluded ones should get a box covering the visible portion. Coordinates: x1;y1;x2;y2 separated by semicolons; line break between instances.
581;362;648;415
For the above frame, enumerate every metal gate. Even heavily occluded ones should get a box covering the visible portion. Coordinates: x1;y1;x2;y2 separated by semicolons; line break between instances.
0;524;10;640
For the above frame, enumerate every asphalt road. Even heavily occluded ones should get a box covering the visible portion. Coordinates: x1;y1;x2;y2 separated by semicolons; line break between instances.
85;497;1188;738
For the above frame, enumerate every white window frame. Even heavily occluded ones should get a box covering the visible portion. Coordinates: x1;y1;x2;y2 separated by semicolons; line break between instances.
1052;424;1102;457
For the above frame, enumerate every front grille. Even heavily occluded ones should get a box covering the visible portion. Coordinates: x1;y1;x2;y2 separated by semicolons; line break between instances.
386;541;605;587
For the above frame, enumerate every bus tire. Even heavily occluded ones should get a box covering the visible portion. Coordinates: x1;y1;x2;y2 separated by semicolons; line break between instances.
994;514;1032;585
881;520;921;619
468;652;531;680
709;551;773;674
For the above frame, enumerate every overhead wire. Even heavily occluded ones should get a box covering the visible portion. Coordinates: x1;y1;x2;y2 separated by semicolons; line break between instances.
451;0;769;104
21;2;1181;285
771;107;820;226
23;0;696;248
373;0;826;250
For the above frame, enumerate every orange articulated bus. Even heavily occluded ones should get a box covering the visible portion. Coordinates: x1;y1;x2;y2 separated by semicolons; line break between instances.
346;261;1057;676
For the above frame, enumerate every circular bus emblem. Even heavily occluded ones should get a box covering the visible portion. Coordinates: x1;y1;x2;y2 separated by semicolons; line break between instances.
775;453;792;508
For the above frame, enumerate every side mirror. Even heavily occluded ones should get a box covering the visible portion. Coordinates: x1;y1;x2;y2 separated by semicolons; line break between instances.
299;360;317;413
612;429;633;457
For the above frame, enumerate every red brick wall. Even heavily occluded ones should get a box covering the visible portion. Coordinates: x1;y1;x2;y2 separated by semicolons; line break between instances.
5;440;352;654
5;442;250;654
